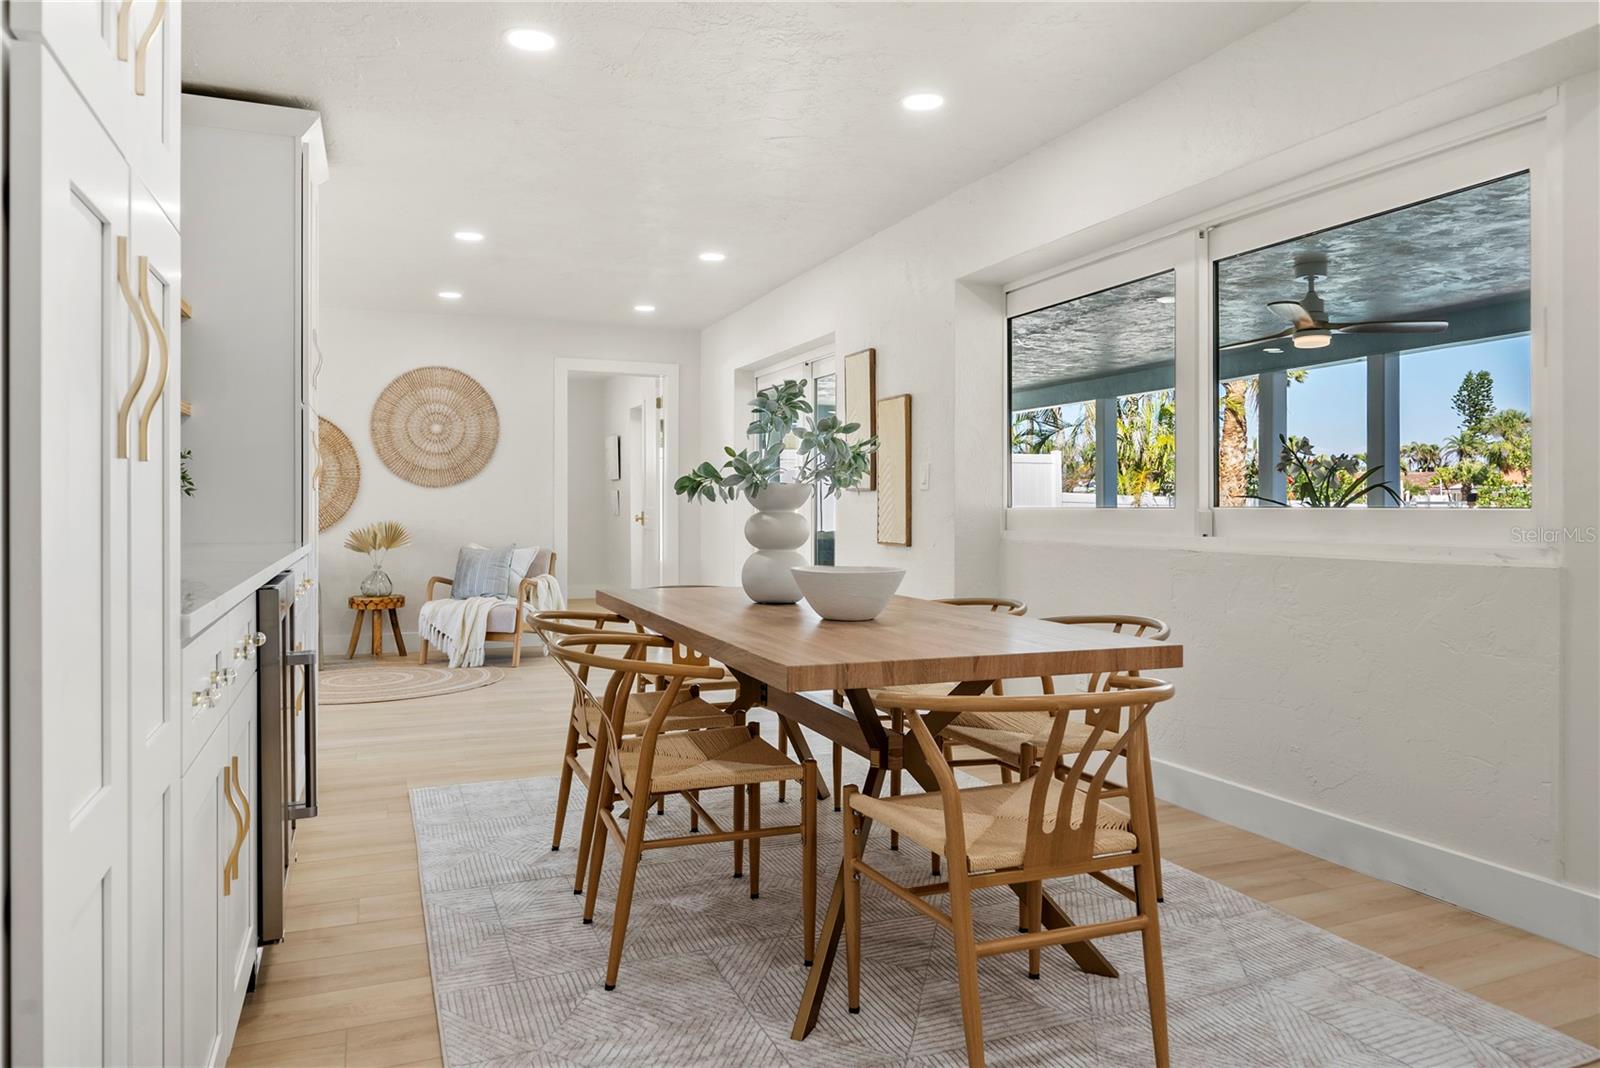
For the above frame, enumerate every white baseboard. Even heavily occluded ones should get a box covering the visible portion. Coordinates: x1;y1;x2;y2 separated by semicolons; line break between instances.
1154;757;1600;956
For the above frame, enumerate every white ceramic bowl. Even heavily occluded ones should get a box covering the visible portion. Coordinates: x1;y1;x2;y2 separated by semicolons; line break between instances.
791;565;906;621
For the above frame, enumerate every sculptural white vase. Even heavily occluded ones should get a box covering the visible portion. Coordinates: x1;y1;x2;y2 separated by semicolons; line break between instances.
741;483;813;604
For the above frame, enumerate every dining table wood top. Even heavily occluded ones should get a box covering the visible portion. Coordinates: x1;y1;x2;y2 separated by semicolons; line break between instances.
595;585;1183;693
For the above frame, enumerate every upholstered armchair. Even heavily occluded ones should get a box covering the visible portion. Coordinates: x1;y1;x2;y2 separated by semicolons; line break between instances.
417;548;557;668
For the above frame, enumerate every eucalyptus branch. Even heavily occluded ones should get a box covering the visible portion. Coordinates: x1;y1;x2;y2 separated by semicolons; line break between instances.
677;380;879;504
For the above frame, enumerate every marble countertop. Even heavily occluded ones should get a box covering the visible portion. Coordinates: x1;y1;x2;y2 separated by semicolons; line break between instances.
182;541;310;642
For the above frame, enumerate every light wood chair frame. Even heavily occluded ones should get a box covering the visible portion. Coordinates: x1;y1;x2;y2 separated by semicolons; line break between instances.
816;597;1029;843
842;676;1175;1068
417;550;558;668
535;611;745;894
934;614;1170;896
554;632;819;991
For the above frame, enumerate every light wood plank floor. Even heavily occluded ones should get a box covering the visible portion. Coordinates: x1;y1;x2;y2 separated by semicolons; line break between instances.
231;647;1599;1066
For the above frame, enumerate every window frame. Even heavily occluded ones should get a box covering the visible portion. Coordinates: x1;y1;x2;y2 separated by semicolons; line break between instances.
1004;231;1199;539
1202;121;1552;548
1001;99;1560;558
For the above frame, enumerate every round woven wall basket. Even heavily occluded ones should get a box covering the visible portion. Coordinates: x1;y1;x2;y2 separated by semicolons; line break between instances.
370;366;500;487
317;416;360;532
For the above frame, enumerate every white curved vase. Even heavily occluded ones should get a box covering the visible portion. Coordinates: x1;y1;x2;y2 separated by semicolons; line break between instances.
741;483;813;604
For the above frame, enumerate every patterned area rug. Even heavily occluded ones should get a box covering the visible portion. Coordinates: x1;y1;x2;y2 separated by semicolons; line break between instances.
321;662;505;705
411;714;1598;1067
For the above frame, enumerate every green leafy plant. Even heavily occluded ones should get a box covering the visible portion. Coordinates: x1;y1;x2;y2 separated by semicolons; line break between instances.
180;449;196;497
1241;434;1402;508
676;379;879;503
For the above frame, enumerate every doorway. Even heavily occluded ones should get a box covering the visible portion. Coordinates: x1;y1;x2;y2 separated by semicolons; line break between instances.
556;366;675;598
750;349;836;565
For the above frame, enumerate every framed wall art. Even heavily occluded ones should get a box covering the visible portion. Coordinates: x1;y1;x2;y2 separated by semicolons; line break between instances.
875;393;911;547
842;348;877;489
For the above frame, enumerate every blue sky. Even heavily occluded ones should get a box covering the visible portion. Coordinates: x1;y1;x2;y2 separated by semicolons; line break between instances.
1254;335;1531;456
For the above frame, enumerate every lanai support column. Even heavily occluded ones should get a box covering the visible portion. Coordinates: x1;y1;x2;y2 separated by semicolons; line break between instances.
1094;396;1117;508
1366;353;1400;506
1257;370;1288;504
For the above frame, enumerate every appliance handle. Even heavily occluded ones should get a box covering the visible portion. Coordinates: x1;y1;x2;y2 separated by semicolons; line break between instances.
286;649;319;819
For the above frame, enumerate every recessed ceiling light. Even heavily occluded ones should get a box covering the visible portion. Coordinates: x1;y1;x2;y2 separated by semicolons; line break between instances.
505;28;556;52
438;291;462;300
454;231;485;243
901;92;945;112
633;304;656;313
1264;347;1284;353
698;250;726;263
1155;295;1176;305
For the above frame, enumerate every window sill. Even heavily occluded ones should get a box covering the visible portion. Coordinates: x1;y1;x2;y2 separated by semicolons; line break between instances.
1002;511;1565;569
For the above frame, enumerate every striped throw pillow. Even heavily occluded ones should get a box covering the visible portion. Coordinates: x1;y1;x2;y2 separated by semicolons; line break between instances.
452;545;514;599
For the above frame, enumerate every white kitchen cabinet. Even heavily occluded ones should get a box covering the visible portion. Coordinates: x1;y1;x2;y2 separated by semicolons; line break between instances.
130;0;182;223
182;95;327;550
128;175;184;1067
222;690;260;1054
179;713;229;1068
179;620;261;1068
9;2;186;1061
7;43;135;1068
11;0;177;217
11;0;137;160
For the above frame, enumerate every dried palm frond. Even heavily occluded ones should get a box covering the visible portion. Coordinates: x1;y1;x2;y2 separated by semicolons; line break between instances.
344;520;413;555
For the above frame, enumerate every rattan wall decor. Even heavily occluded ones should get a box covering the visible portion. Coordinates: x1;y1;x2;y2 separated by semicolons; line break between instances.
369;366;500;487
317;416;360;532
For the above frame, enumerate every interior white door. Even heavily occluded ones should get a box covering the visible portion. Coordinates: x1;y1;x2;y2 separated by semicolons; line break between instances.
640;392;663;587
127;176;183;1067
627;404;644;586
7;43;134;1068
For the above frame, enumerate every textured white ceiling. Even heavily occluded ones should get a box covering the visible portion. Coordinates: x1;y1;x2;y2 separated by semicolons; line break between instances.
183;2;1292;329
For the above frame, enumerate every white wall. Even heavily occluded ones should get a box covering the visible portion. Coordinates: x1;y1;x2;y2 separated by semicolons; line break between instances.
316;306;698;645
564;374;659;597
696;4;1600;950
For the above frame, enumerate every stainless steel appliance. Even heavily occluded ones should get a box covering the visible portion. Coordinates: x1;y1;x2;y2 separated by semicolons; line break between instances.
257;570;319;943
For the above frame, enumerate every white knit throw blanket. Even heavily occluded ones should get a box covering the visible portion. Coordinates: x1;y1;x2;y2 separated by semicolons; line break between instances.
419;596;500;668
418;575;566;668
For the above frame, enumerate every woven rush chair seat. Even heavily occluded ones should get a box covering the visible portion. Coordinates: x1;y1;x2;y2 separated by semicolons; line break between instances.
942;712;1118;762
551;630;820;990
618;725;804;794
534;610;741;879
812;597;1028;815
849;777;1135;873
841;676;1177;1068
608;690;732;735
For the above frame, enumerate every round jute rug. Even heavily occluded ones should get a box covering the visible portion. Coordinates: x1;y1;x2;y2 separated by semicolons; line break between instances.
320;663;505;705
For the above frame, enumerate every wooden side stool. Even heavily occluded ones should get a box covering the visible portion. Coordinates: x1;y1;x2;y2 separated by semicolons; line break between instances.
348;595;407;659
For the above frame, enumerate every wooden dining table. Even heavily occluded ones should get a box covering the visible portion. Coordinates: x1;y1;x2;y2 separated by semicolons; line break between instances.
595;585;1184;1041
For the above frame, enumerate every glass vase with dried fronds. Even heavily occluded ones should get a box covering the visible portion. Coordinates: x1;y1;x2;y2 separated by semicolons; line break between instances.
345;520;413;596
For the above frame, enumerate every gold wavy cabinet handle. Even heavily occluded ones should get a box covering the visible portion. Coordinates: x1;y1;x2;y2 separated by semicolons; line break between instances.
232;754;252;842
222;763;241;895
137;261;170;460
116;0;135;61
115;239;151;461
134;0;167;96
